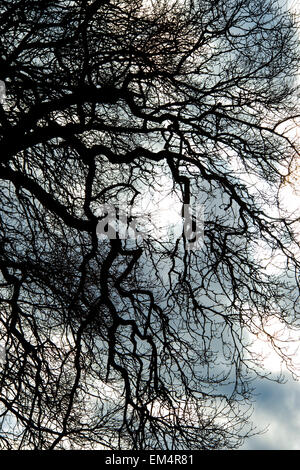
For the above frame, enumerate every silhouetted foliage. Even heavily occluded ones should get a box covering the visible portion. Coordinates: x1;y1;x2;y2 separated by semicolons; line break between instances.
0;0;299;449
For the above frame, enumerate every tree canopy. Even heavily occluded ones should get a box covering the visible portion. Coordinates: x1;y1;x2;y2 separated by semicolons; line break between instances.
0;0;299;450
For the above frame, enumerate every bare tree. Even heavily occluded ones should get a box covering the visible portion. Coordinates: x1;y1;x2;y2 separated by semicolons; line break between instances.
0;0;299;450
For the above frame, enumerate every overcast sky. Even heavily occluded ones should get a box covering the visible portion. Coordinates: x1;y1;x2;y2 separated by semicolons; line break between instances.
242;375;300;449
242;158;300;449
244;0;300;446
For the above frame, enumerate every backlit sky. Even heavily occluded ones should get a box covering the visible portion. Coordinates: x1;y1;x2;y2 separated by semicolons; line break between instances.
241;0;300;449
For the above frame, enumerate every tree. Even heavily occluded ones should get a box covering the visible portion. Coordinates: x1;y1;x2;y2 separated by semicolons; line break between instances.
0;0;299;450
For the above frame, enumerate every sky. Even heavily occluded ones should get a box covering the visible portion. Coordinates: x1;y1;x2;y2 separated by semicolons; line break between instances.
242;377;300;449
241;0;300;447
238;0;300;448
107;0;300;449
241;188;300;449
51;0;300;452
38;0;300;451
1;0;299;451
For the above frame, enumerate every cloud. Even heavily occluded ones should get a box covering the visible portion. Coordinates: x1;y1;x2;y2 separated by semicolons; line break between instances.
243;376;300;449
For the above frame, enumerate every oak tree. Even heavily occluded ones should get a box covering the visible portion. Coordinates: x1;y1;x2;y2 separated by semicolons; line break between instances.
0;0;299;449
